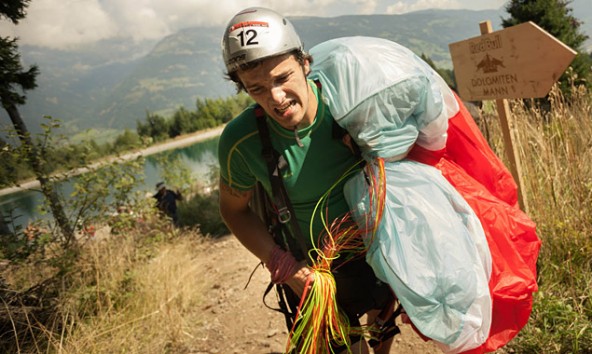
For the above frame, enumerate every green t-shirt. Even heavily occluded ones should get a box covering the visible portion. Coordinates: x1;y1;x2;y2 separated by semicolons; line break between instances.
218;80;361;249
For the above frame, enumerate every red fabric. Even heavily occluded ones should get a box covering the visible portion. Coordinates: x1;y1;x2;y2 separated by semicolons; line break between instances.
445;96;519;207
408;95;541;353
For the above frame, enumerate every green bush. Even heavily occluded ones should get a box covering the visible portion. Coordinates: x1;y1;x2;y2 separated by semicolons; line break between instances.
177;190;228;237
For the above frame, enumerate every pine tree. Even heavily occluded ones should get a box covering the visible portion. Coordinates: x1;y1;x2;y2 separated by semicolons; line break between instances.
502;0;592;92
0;0;75;243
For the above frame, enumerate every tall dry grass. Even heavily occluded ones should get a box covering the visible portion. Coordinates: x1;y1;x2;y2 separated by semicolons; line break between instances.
59;232;209;353
2;214;212;354
479;84;592;353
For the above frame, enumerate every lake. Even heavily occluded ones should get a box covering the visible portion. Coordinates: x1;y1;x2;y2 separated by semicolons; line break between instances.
0;136;219;232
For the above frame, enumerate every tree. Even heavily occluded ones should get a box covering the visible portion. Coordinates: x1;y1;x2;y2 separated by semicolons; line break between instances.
169;107;194;137
113;129;142;152
420;53;457;90
0;1;75;242
502;0;592;92
137;112;169;141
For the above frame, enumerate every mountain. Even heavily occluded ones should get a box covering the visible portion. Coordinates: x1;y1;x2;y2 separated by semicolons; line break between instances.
94;26;233;131
8;38;160;135
2;7;589;138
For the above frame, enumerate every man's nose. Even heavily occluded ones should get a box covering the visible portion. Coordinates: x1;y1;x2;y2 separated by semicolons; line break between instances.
270;85;286;103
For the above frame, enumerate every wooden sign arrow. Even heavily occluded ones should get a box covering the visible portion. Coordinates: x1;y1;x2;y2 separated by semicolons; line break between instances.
449;21;577;101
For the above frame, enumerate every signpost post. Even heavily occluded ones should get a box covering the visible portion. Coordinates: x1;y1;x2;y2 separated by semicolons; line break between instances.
449;21;577;212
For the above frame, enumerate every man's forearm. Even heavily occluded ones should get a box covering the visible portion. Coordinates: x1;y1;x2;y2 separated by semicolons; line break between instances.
223;208;277;263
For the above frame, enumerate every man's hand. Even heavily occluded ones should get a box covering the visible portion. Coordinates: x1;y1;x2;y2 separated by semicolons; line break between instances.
285;263;314;298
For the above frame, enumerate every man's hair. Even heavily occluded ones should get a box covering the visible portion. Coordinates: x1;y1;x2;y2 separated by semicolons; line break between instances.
224;49;313;93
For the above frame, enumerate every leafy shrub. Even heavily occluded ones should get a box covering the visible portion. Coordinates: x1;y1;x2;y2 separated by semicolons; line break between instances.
177;189;228;237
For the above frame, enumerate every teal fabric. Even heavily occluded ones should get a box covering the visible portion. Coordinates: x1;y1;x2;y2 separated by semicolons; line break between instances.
344;161;491;349
309;36;493;352
309;36;459;160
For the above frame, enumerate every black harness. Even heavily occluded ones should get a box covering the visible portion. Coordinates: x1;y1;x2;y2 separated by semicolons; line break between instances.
254;105;309;262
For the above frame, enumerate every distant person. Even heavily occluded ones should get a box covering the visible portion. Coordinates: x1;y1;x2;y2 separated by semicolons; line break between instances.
152;182;182;226
0;212;10;236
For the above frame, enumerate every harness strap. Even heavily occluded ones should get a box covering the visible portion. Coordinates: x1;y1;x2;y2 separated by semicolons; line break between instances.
254;105;310;262
262;282;300;331
368;302;403;348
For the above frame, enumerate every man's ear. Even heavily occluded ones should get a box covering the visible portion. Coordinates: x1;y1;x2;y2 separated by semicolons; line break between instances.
303;59;311;76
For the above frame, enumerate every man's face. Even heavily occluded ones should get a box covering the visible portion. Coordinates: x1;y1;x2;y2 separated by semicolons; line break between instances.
237;53;315;130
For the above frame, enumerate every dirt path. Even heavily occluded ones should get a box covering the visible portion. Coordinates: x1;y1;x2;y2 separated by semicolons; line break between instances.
193;235;441;354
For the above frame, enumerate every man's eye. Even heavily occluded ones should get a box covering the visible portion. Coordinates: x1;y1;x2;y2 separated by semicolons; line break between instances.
248;87;262;94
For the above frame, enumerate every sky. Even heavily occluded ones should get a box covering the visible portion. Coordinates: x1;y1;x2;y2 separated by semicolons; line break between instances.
0;0;507;50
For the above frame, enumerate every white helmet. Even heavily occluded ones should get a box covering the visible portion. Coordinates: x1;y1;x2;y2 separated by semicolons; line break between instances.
221;7;303;73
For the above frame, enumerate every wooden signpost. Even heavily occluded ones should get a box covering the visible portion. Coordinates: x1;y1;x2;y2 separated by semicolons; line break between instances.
449;21;577;212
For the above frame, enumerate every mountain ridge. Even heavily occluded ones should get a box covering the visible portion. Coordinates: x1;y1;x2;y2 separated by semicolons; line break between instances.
2;7;589;138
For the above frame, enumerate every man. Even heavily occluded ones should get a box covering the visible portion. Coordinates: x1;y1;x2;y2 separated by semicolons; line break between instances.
153;182;182;226
217;7;394;354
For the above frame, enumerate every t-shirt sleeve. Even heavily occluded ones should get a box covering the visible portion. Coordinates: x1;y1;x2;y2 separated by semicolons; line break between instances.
217;116;258;191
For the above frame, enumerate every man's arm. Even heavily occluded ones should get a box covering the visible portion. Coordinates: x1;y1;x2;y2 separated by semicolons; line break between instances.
218;179;312;295
218;179;276;263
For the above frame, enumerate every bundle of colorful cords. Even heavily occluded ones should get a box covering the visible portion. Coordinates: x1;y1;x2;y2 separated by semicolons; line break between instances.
283;158;387;353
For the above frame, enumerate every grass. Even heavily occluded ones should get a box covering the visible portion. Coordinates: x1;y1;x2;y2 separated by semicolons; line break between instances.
55;233;205;353
478;84;592;353
0;84;591;353
1;211;211;353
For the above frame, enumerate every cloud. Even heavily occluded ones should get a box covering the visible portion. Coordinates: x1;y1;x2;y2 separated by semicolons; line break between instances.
0;0;348;49
7;0;118;49
386;0;462;14
0;0;507;50
345;0;379;14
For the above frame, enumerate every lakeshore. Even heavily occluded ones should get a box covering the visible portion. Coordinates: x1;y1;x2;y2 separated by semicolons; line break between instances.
0;126;224;197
